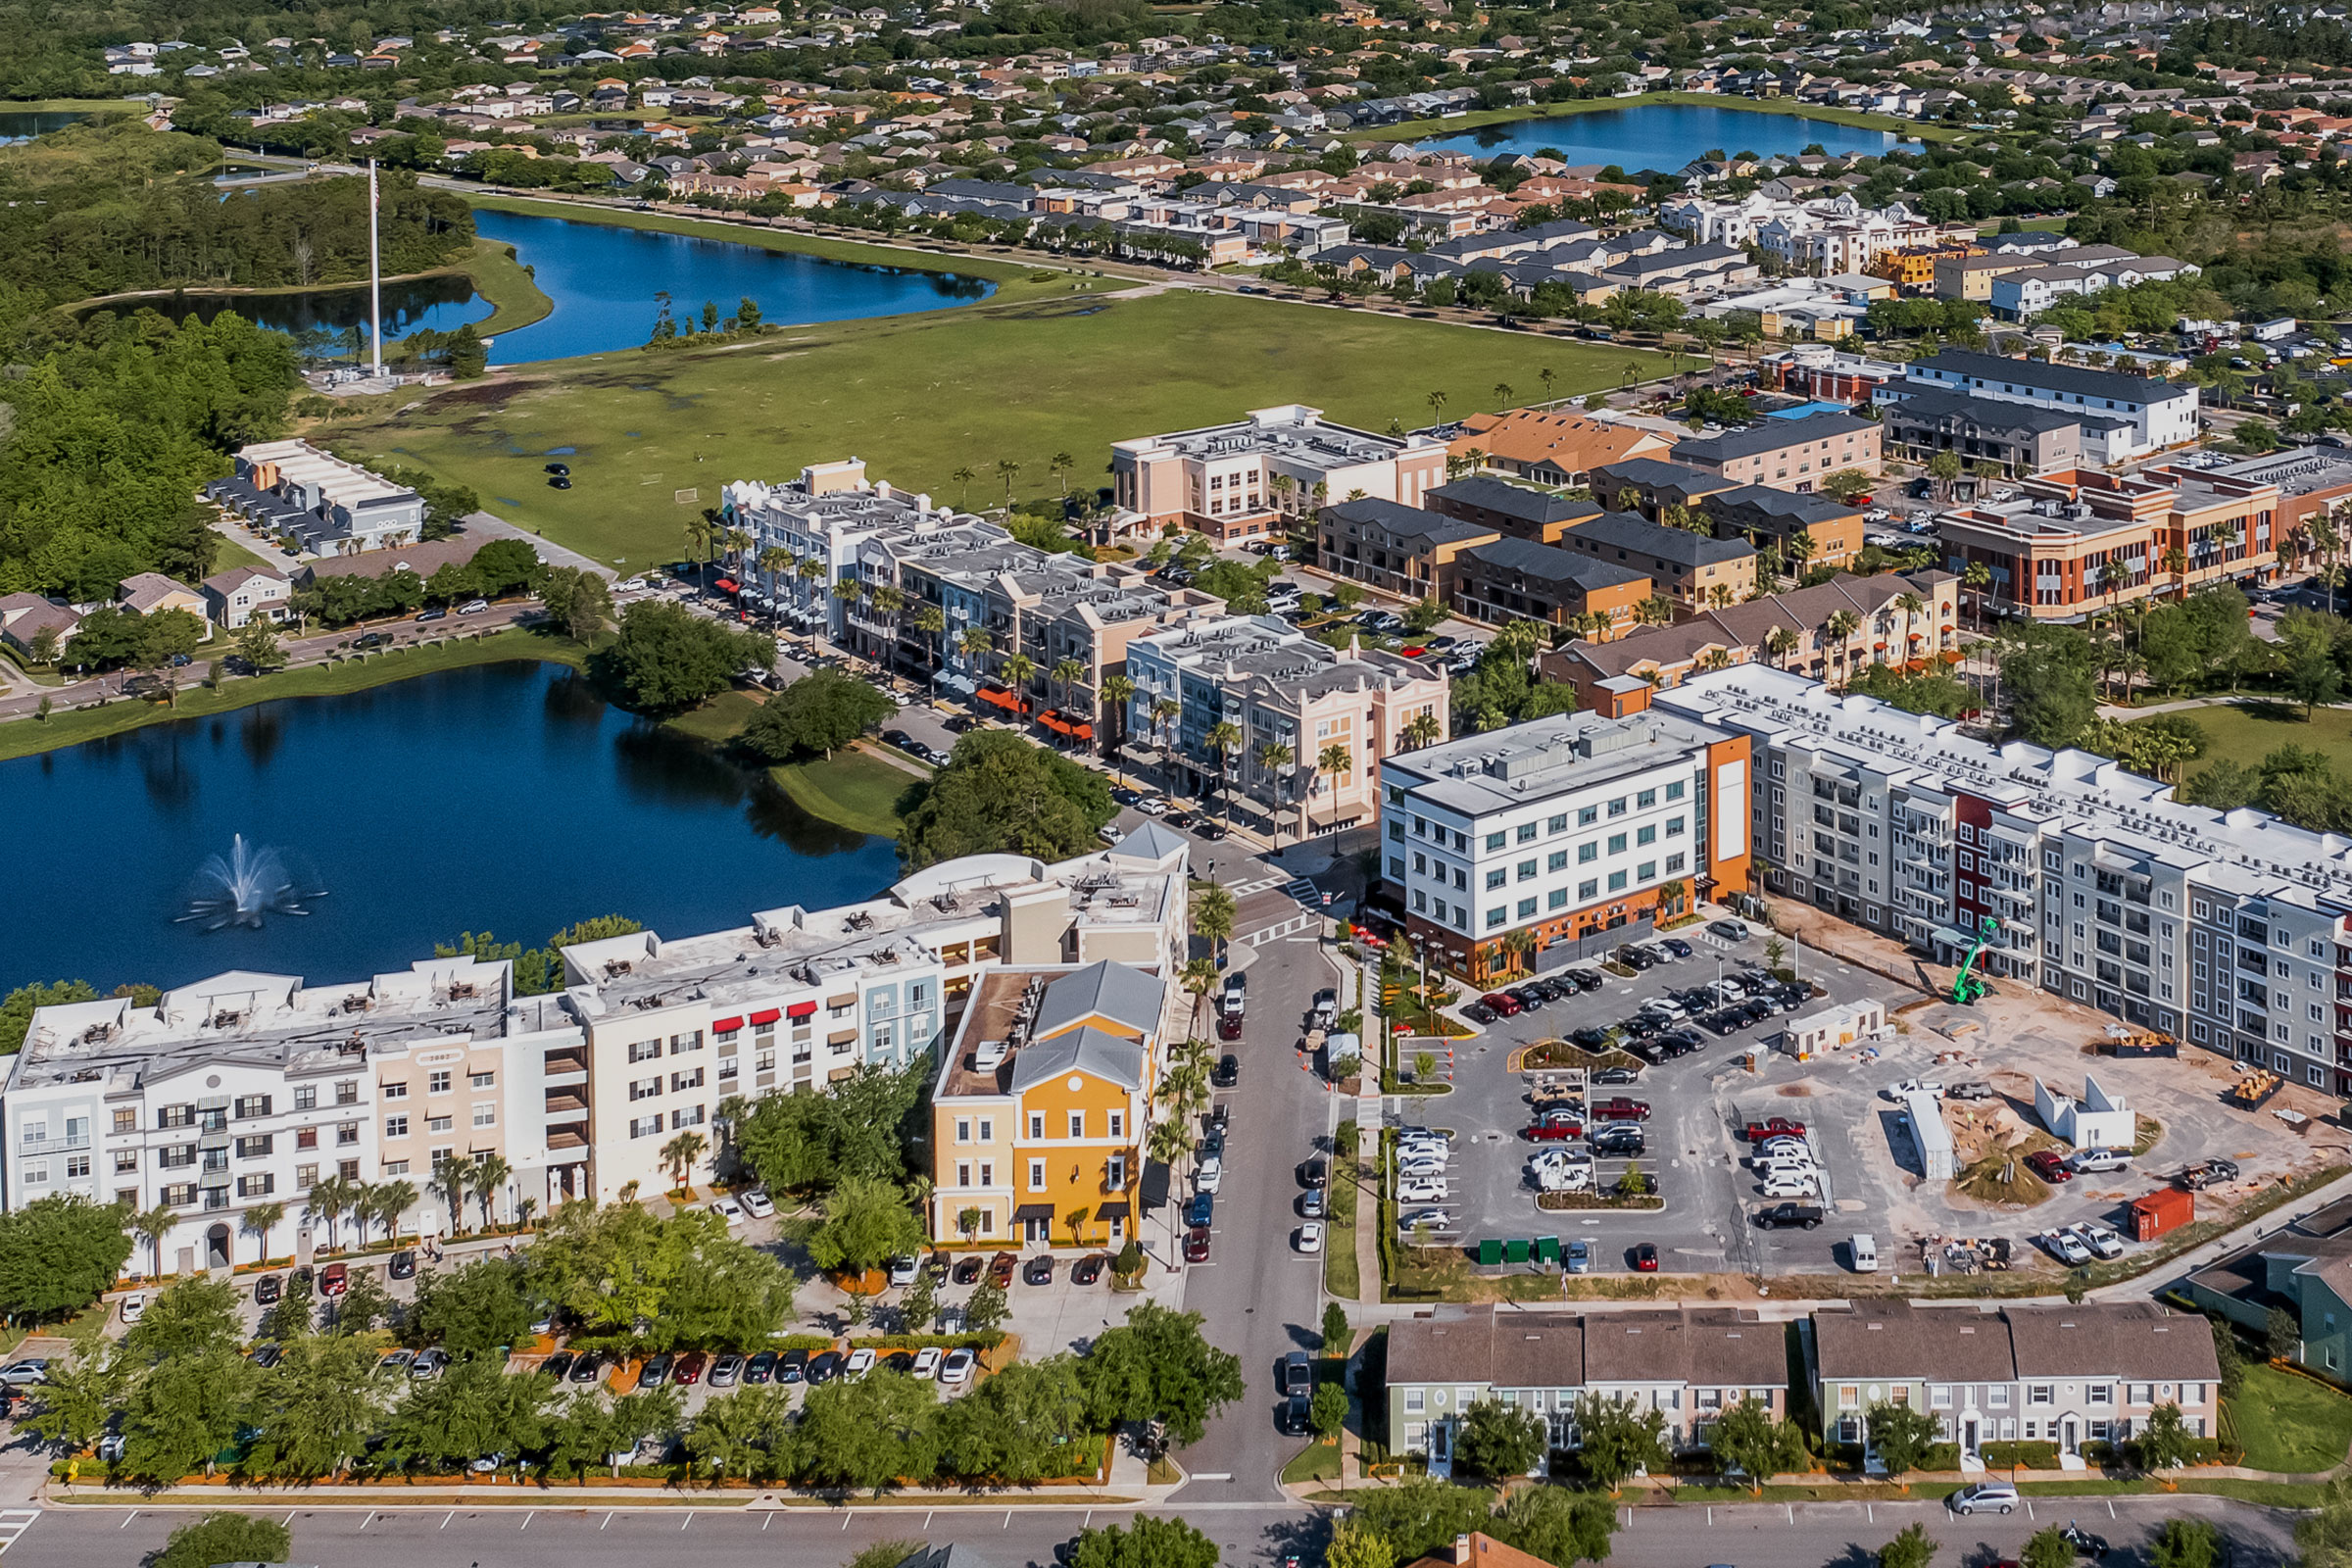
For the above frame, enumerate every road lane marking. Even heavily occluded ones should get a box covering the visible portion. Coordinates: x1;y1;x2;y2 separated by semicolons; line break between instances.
842;1513;853;1531
440;1513;453;1530
522;1513;534;1531
0;1511;39;1555
682;1512;693;1530
120;1515;136;1530
602;1513;613;1530
361;1513;376;1531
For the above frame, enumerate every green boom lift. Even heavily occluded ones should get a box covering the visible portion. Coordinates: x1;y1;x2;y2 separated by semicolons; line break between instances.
1951;912;2000;1004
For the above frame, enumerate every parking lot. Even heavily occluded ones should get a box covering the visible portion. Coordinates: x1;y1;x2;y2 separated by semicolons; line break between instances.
1407;919;1919;1277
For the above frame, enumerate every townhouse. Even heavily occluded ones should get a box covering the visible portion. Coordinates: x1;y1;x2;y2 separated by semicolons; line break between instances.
1379;707;1754;981
1317;497;1499;604
1814;1299;2221;1465
1672;411;1883;492
1448;537;1652;638
1700;485;1865;567
1552;512;1758;611
1425;476;1604;544
1541;569;1958;711
1876;386;2093;479
1936;465;2280;622
927;959;1176;1249
216;441;426;557
1384;1304;1788;1476
1110;405;1450;544
1653;664;2352;1093
1125;614;1447;836
2183;1197;2352;1385
1893;351;2199;463
719;459;982;637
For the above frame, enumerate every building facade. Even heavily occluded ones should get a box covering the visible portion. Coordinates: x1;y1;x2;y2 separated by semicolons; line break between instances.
1110;405;1449;544
1671;412;1883;491
1317;498;1498;603
1896;351;2199;462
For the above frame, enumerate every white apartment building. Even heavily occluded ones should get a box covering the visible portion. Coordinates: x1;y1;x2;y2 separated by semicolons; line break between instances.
4;847;1193;1246
717;459;982;636
1379;709;1754;983
1896;351;2200;461
1655;666;2352;1095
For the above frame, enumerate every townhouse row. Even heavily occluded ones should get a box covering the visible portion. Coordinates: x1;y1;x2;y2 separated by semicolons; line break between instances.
3;838;1191;1275
1388;1299;2220;1476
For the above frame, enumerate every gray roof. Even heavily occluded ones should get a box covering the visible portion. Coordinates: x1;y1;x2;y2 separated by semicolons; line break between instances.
1590;459;1738;496
1008;1022;1144;1094
1878;384;2094;436
1814;1301;2018;1383
1112;819;1192;865
1673;412;1878;465
1701;485;1864;527
1908;349;2190;406
1464;535;1647;592
1428;476;1599;526
2005;1303;2221;1382
1031;958;1164;1041
1325;496;1494;544
1562;511;1753;568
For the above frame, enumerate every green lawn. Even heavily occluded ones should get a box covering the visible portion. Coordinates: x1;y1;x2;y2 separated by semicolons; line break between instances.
2176;699;2352;784
340;287;1666;567
2225;1362;2352;1474
465;235;556;337
1279;1440;1344;1486
768;747;925;836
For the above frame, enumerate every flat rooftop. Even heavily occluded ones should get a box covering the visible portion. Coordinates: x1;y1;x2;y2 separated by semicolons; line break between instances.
1118;404;1432;467
1385;707;1735;817
239;439;413;507
2211;444;2352;498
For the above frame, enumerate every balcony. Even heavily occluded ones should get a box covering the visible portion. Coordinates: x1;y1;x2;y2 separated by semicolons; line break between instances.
543;1051;588;1081
17;1131;90;1154
544;1092;589;1120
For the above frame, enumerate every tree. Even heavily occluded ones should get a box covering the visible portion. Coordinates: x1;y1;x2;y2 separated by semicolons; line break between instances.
1494;1484;1617;1567
1455;1396;1546;1479
1077;1301;1244;1446
1350;1477;1494;1563
525;1203;793;1348
899;729;1115;869
1927;449;1962;501
1879;1523;1936;1568
233;618;286;672
740;666;899;760
1863;1398;1941;1488
2152;1519;2222;1568
435;1154;475;1236
661;1130;709;1190
939;1354;1088;1482
686;1385;793;1479
963;1274;1008;1334
2023;1527;2077;1568
1571;1392;1669;1493
2135;1399;2195;1473
795;1370;940;1493
1325;1520;1396;1568
471;1152;513;1231
446;322;487;378
381;1356;555;1473
604;599;772;712
121;1347;257;1481
1194;881;1237;960
0;1195;136;1320
806;1176;925;1281
410;1259;531;1360
1821;468;1876;504
1707;1396;1807;1491
1310;1381;1348;1446
240;1200;285;1265
153;1513;291;1568
1068;1518;1220;1568
538;566;613;644
239;1332;387;1478
24;1329;123;1451
1322;1301;1351;1356
123;1276;243;1364
2281;612;2344;717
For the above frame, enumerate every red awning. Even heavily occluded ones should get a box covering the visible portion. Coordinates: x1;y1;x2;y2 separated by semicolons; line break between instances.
1872;641;1887;650
786;1001;818;1019
714;577;740;593
1938;650;1964;664
711;1015;745;1033
1071;721;1094;740
1904;659;1928;672
1907;631;1923;642
748;1007;782;1026
977;686;1026;712
1039;710;1092;738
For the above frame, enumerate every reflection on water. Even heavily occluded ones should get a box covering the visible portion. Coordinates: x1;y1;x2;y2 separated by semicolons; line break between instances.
0;110;88;143
1413;103;1897;169
0;661;901;990
91;273;492;349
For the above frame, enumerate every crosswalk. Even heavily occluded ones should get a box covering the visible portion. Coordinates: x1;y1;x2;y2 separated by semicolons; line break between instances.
0;1508;41;1553
1225;875;1286;898
1241;913;1322;949
1280;877;1322;905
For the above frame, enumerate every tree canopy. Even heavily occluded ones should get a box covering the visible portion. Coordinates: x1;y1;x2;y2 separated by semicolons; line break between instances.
0;1195;133;1321
738;668;899;761
898;729;1116;869
601;600;774;713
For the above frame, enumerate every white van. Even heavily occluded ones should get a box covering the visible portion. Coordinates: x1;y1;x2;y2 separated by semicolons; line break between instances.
1850;1234;1879;1273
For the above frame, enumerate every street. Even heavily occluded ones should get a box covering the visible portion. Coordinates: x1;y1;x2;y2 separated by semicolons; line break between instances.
0;1490;2301;1568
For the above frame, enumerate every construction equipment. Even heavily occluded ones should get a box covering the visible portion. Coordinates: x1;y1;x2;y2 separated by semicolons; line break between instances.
1950;913;2000;1004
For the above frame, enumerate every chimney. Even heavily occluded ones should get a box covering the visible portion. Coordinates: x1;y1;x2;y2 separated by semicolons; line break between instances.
1453;1537;1474;1565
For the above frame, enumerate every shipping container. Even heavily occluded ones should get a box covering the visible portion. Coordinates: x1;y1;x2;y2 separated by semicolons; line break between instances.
2130;1187;2193;1242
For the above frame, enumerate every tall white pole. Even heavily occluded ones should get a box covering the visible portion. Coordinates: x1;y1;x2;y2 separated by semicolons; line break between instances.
368;159;383;378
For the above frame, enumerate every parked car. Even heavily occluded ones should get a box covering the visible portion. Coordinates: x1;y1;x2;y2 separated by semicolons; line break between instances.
709;1196;747;1225
1186;1191;1215;1228
1481;991;1523;1016
1213;1053;1240;1086
745;1350;777;1384
1592;1065;1641;1085
2025;1150;2074;1183
1185;1226;1212;1263
987;1251;1017;1288
253;1274;282;1305
1948;1479;2020;1515
1592;1097;1650;1121
640;1352;675;1388
887;1254;920;1287
739;1189;776;1219
1072;1253;1108;1286
1299;1158;1329;1189
1565;1239;1591;1274
2077;1220;2127;1259
1198;1156;1224;1193
1759;1172;1822;1199
939;1348;976;1385
1631;1243;1659;1272
776;1349;808;1384
2042;1229;2093;1265
710;1353;745;1388
1296;1222;1324;1254
953;1255;984;1285
566;1352;605;1385
1709;919;1750;942
1023;1254;1056;1286
319;1263;349;1298
1569;1027;1614;1052
1743;1117;1807;1142
806;1351;845;1385
2068;1148;2130;1174
411;1348;450;1382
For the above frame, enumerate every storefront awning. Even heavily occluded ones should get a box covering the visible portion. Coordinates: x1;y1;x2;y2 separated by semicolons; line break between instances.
749;1007;782;1026
711;1015;744;1034
1039;711;1096;739
1938;650;1964;664
977;686;1027;713
1096;1200;1130;1222
786;1000;818;1019
1012;1202;1054;1223
714;577;740;594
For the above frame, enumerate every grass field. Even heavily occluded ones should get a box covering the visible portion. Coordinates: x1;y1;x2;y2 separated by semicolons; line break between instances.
2226;1362;2352;1474
465;235;555;337
1352;91;1963;146
2176;699;2352;782
341;287;1664;566
769;747;923;836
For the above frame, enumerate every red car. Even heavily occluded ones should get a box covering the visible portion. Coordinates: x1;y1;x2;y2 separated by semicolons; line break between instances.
1481;992;1523;1016
674;1351;707;1386
319;1262;349;1298
987;1250;1018;1287
1743;1117;1807;1143
1523;1120;1584;1142
2025;1150;2074;1183
1632;1243;1659;1272
1218;1013;1243;1041
1593;1097;1650;1121
1184;1226;1211;1262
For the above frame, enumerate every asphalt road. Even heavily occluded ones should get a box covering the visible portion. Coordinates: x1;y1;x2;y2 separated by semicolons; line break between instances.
5;1491;2300;1568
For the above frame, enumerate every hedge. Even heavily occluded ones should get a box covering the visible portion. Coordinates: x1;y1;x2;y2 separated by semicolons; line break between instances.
1981;1441;2062;1470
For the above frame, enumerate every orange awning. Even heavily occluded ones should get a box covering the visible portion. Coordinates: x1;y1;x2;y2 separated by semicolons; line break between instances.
1938;650;1964;664
1904;659;1928;672
977;686;1027;713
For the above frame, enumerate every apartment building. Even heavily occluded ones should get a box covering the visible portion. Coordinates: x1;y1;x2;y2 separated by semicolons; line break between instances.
1700;485;1865;567
2207;444;2352;541
1553;512;1757;611
1110;405;1450;544
1895;351;2199;462
1936;465;2280;622
2182;1198;2352;1385
719;460;981;636
217;441;426;557
1876;386;2093;478
1448;536;1651;636
1125;614;1448;836
1587;461;1739;521
1379;708;1753;981
1542;569;1958;710
1384;1304;1788;1476
927;959;1174;1249
1671;412;1883;491
1446;409;1672;487
1654;665;2352;1093
1424;476;1604;544
1316;497;1499;603
1813;1300;2221;1464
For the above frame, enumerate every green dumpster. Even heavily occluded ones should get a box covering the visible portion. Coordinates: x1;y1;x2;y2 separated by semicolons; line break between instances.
1504;1238;1531;1264
1537;1236;1560;1264
1477;1238;1503;1266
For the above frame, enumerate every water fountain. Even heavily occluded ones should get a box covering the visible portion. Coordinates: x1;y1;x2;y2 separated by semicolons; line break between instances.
176;836;326;931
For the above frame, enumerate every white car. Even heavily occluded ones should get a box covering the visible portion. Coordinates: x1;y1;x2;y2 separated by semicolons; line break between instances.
1397;1159;1447;1181
119;1293;146;1325
1397;1142;1450;1164
2043;1229;2092;1266
1197;1156;1224;1194
708;1196;747;1225
1637;998;1685;1019
1537;1164;1592;1193
1135;797;1169;816
1759;1172;1822;1199
939;1348;976;1385
1296;1223;1324;1254
2069;1148;2130;1174
911;1348;943;1379
616;577;649;592
740;1189;775;1219
457;598;490;614
1098;824;1124;846
844;1348;877;1379
1754;1137;1810;1161
1395;1179;1449;1203
1889;1078;1945;1100
886;1254;920;1286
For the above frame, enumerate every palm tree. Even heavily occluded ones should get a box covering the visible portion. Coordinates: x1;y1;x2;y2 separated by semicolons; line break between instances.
1049;451;1075;496
1204;719;1244;827
239;1200;285;1265
995;458;1022;505
1499;926;1536;979
2160;543;2190;603
998;651;1037;713
795;556;826;625
130;1204;176;1279
1764;625;1800;669
1050;656;1087;729
1102;672;1135;775
662;1130;710;1190
305;1175;351;1253
1962;560;1993;628
369;1179;417;1245
1194;881;1238;962
1493;380;1514;405
1635;594;1676;627
1149;696;1180;756
951;466;978;506
1425;389;1448;424
912;605;948;694
1402;710;1442;752
1255;740;1295;843
1179;956;1221;1032
683;511;718;572
758;545;793;598
436;1154;475;1237
1315;741;1353;834
470;1152;513;1232
1538;367;1557;402
958;625;995;677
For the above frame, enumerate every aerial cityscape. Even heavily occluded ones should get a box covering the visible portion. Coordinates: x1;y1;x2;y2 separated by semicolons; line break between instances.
14;0;2352;1565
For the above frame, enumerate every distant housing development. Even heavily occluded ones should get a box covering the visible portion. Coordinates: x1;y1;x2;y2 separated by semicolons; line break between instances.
214;440;428;557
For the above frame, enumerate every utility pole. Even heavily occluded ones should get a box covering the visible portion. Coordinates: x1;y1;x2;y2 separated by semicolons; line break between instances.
368;159;383;378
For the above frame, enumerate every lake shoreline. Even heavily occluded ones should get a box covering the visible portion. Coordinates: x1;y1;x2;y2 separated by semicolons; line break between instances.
1359;90;1961;147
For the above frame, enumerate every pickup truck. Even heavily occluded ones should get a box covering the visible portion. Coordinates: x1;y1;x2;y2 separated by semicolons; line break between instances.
1945;1081;1997;1102
1592;1097;1650;1122
2179;1157;2241;1191
1751;1202;1826;1230
1742;1116;1806;1143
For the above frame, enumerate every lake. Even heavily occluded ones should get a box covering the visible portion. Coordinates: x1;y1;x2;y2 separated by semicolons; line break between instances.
1414;102;1899;170
92;208;997;364
0;109;90;143
0;662;904;993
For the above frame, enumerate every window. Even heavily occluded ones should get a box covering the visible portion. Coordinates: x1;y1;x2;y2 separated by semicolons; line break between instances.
1029;1113;1045;1140
628;1040;662;1063
1547;813;1568;833
470;1071;495;1090
669;1106;705;1130
295;1163;318;1190
1517;898;1538;918
1608;798;1628;817
1666;853;1687;874
1485;831;1506;851
978;1119;993;1142
1547;851;1568;872
233;1135;271;1159
1666;815;1686;837
384;1115;409;1139
956;1162;971;1187
381;1081;409;1101
1517;823;1538;844
1637;788;1656;808
956;1118;972;1144
1579;842;1597;863
1637;860;1656;882
2088;1385;2113;1405
1930;1386;1952;1409
1988;1386;2010;1408
1548;889;1568;909
428;1070;452;1095
113;1107;136;1134
293;1086;317;1112
1028;1158;1047;1190
978;1161;994;1187
114;1151;137;1174
234;1095;270;1118
669;1068;704;1093
1607;832;1627;855
1579;879;1598;901
2028;1385;2054;1406
630;1115;661;1139
1637;825;1656;847
1578;806;1598;825
426;1116;452;1135
630;1078;661;1101
157;1105;192;1130
1665;780;1686;801
1068;1111;1085;1138
1109;1111;1124;1139
1607;871;1627;892
236;1173;274;1199
1516;858;1537;881
472;1104;497;1128
1486;906;1506;929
